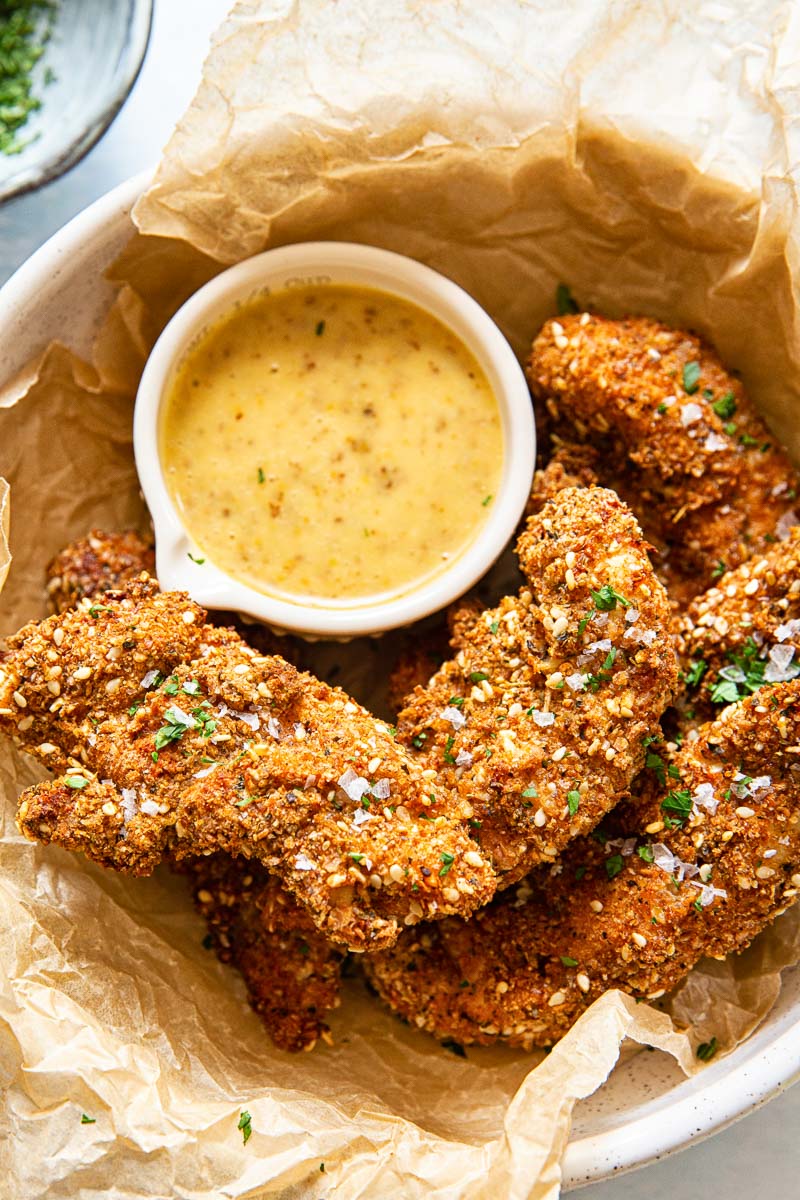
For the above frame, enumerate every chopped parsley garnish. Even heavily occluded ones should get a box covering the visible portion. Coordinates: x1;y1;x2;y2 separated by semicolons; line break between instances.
80;1114;96;1124
585;647;617;692
522;784;539;798
575;865;586;881
237;1110;253;1145
481;494;492;507
556;282;579;315
490;620;499;635
443;735;456;764
439;851;455;877
87;603;112;617
739;432;760;448
591;584;631;612
683;658;707;689
315;319;325;336
128;701;141;717
656;402;667;415
469;671;489;683
712;391;736;420
348;853;365;862
412;731;428;750
709;638;766;704
65;776;88;789
637;844;655;862
192;706;217;737
447;696;464;708
682;360;700;394
163;676;180;696
723;421;737;436
567;789;580;816
182;679;201;696
605;854;624;879
187;552;205;564
661;787;693;827
711;560;727;580
560;955;578;967
257;467;265;484
696;1037;718;1062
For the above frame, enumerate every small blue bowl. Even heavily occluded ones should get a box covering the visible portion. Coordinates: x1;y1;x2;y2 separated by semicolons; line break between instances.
0;0;153;203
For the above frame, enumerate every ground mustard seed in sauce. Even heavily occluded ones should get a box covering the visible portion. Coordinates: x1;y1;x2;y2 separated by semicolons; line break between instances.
160;284;503;605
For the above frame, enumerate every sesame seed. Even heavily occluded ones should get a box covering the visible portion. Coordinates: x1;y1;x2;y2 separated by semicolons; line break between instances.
496;980;509;994
52;627;64;647
327;873;347;887
552;746;567;762
756;866;775;879
464;850;483;867
534;808;547;827
647;989;666;1000
38;742;57;755
552;616;569;638
744;579;759;596
565;550;576;568
589;899;603;913
645;820;664;834
721;830;734;842
74;666;92;681
632;932;647;948
105;678;121;695
369;874;382;888
389;864;404;884
101;802;117;817
548;991;566;1007
576;974;590;992
735;806;755;818
46;680;61;697
443;887;460;904
182;611;196;624
197;889;213;903
792;874;800;888
565;568;577;589
367;756;382;774
344;701;358;714
233;663;250;675
12;691;27;708
17;716;33;731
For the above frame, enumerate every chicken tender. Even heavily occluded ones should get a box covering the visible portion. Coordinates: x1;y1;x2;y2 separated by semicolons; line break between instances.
1;579;495;952
366;681;800;1048
527;314;800;602
396;487;678;883
46;529;156;613
179;853;344;1052
677;528;800;716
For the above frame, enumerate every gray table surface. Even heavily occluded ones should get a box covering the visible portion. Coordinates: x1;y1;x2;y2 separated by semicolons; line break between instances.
1;1;797;1195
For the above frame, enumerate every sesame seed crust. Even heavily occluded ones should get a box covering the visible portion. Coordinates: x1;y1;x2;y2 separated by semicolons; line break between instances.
365;681;800;1049
396;486;678;884
527;313;800;606
1;577;496;953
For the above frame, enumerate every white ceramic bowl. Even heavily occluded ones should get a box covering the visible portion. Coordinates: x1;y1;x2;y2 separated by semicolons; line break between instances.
133;241;535;638
1;171;799;1188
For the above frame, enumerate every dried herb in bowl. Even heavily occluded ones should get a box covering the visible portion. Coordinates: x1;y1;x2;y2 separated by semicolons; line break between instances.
0;0;57;156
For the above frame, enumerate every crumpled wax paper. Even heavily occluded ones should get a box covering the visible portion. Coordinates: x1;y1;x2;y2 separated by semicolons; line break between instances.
3;2;800;1196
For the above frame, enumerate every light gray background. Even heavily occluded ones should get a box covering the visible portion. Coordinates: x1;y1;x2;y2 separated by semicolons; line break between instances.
1;1;797;1194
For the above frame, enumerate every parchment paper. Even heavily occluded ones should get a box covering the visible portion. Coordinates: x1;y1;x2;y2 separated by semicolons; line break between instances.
3;2;800;1197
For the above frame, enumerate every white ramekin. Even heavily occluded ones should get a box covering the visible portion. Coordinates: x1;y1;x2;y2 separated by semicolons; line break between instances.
133;241;535;637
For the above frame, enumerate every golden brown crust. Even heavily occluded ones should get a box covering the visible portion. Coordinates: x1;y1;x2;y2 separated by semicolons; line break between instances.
365;682;800;1048
527;314;799;601
396;487;678;883
1;579;496;952
46;530;156;614
178;853;344;1052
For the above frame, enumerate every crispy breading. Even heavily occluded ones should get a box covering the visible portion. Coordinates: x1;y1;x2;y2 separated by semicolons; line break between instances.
396;487;678;884
1;578;496;952
676;528;800;716
386;599;485;717
178;853;344;1052
46;529;156;613
527;314;800;601
365;681;800;1048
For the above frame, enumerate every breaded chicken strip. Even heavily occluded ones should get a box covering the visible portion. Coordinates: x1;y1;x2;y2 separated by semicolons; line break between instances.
43;534;341;1049
0;579;495;952
527;314;799;602
47;529;156;613
179;854;344;1052
386;599;485;717
396;487;678;884
365;681;800;1048
677;528;800;717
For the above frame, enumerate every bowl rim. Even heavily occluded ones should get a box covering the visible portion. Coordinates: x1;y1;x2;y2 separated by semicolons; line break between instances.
2;168;800;1185
0;0;154;204
133;239;536;637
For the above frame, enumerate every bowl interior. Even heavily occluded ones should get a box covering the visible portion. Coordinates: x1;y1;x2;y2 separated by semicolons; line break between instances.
2;172;800;1187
